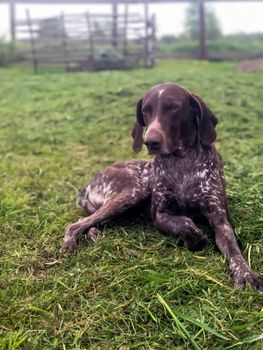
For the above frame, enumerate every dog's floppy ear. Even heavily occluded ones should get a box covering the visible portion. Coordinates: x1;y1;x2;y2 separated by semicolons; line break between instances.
190;93;218;146
132;98;145;152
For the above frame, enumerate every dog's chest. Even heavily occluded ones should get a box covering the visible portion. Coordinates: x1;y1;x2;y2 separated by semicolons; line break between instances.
155;152;219;209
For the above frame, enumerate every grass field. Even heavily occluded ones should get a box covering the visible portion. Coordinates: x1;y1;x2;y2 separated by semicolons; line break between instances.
0;60;263;350
158;38;263;58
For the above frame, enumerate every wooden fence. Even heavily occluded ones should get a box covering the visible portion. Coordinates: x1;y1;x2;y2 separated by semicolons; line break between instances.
15;7;156;72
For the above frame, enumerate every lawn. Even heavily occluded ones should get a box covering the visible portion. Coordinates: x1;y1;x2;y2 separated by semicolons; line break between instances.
0;60;263;350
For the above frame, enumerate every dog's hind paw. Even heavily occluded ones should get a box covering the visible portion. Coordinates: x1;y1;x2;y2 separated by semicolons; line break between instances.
87;227;102;242
184;227;208;252
60;240;77;255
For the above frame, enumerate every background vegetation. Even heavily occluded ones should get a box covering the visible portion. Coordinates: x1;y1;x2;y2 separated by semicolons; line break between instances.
0;40;17;67
0;60;263;349
184;3;222;40
158;34;263;58
2;3;263;69
158;4;263;58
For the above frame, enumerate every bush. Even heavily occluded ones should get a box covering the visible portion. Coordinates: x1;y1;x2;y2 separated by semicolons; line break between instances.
0;39;15;67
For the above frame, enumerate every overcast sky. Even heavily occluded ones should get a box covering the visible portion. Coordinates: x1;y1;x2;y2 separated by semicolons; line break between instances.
0;2;263;39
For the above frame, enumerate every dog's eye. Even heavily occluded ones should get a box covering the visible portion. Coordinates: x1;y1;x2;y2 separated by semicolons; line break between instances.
165;103;180;112
142;105;151;115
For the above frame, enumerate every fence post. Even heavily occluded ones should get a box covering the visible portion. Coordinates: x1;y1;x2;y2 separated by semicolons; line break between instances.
86;12;94;69
122;2;129;57
199;0;206;60
26;8;38;73
10;0;16;43
60;12;69;72
149;13;156;67
112;0;118;49
144;0;151;68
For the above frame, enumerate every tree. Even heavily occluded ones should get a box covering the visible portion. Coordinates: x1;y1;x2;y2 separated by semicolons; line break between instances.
184;4;221;40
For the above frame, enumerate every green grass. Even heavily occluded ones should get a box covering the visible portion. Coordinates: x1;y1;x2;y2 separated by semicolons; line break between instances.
158;38;263;58
0;60;263;349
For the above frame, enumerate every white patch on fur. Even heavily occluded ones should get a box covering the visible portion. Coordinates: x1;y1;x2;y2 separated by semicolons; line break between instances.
88;186;106;207
143;168;149;176
145;117;163;134
197;169;208;179
158;89;164;98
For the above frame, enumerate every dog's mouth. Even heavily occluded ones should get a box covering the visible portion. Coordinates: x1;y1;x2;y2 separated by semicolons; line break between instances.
146;145;173;156
146;144;184;157
146;144;161;155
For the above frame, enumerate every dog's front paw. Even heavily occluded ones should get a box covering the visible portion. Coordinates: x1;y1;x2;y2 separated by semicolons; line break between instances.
184;228;208;251
60;240;77;255
232;268;263;292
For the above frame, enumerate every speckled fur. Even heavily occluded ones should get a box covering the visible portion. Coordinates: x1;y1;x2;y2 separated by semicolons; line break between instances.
61;160;154;252
61;83;263;291
77;160;154;213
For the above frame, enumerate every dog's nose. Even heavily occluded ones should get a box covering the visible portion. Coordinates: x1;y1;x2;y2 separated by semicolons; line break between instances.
144;139;160;149
144;134;162;153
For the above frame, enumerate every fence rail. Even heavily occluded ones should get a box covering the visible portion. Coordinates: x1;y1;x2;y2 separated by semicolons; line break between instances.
6;0;262;62
15;8;156;72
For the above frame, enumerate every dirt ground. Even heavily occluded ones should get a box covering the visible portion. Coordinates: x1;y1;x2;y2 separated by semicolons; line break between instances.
237;58;263;72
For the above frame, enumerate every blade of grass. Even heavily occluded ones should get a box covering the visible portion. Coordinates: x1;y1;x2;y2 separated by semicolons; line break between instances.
189;268;229;288
28;305;52;316
138;301;158;323
157;293;202;350
157;294;229;341
225;333;263;349
174;310;230;341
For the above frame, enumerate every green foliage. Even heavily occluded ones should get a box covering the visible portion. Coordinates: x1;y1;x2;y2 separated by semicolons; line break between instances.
0;60;263;349
0;39;16;67
184;4;222;40
158;36;263;57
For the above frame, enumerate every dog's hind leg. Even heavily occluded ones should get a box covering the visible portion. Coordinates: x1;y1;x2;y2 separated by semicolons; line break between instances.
61;191;145;254
75;187;103;242
61;160;153;254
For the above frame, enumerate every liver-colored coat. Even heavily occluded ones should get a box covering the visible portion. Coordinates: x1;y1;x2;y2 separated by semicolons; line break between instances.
61;83;263;291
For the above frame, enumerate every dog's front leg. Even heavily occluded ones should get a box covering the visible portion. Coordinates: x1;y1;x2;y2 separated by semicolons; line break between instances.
209;215;263;291
153;211;208;251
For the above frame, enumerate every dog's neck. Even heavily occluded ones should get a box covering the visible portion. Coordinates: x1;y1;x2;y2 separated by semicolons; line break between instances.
156;142;213;164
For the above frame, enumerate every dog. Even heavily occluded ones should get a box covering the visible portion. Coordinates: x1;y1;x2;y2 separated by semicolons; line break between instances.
61;83;263;291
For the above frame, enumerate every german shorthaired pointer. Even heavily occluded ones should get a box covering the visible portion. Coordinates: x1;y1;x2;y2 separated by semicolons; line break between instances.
61;83;263;291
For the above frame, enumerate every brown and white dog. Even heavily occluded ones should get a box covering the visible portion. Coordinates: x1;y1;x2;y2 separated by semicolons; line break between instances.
61;83;263;291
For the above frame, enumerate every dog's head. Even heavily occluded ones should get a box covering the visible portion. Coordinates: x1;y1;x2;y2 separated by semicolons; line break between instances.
132;83;218;155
